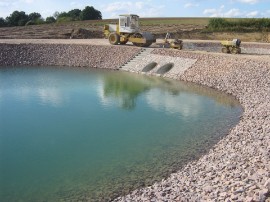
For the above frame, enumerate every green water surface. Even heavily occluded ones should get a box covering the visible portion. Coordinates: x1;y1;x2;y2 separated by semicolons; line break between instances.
0;67;242;201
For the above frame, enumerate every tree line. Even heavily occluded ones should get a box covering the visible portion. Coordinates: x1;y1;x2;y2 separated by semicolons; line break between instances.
0;6;102;27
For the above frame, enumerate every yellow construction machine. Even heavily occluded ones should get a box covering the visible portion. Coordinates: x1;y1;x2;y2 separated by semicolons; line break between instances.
221;39;241;54
104;14;156;47
162;33;183;50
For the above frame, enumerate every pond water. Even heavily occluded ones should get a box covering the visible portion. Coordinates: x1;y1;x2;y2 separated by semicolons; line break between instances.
0;67;242;202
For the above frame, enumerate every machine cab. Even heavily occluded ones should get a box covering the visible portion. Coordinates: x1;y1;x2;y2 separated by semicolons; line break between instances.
119;14;140;33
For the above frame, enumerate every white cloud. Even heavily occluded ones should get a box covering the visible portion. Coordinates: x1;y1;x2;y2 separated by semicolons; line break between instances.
246;10;259;17
70;1;85;9
20;0;35;3
184;3;199;8
203;8;218;16
203;5;225;17
224;8;242;17
0;0;15;7
102;1;164;18
0;1;9;6
237;0;259;4
103;2;140;13
255;9;270;17
0;0;17;17
203;4;264;18
203;5;245;17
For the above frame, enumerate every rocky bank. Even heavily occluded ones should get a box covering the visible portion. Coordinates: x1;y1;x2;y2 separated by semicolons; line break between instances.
0;43;141;69
115;49;270;202
0;42;269;201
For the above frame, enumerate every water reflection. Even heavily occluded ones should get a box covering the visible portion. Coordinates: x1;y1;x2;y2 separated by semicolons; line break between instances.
0;67;240;112
0;67;68;107
101;71;240;112
100;73;150;110
145;89;201;117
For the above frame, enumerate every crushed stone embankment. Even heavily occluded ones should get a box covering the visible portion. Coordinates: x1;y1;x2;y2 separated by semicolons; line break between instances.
0;43;141;69
114;49;270;202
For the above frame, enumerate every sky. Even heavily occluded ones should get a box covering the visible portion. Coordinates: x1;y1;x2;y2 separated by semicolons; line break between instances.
0;0;270;19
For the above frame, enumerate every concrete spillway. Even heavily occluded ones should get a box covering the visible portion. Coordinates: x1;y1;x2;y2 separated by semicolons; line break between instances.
120;48;197;79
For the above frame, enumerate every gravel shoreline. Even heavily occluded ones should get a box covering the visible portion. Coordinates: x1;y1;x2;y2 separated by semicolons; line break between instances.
0;42;269;201
115;49;270;202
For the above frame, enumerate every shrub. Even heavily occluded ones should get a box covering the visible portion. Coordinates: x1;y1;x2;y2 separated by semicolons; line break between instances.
0;17;7;27
46;16;56;24
208;18;228;29
208;18;270;32
25;18;44;26
25;20;35;26
57;16;73;23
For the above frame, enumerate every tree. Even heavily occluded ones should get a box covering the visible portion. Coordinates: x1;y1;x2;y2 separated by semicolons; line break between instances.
80;6;102;21
6;11;29;26
0;17;7;27
53;11;60;19
55;12;72;22
68;9;81;20
28;12;41;21
57;12;69;19
46;16;56;23
25;12;44;26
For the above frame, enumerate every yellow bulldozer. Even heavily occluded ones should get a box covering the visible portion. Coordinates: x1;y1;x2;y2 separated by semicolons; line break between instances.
162;33;183;50
104;14;156;47
220;39;241;54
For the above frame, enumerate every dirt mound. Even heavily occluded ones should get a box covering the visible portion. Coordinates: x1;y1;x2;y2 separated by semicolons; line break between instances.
0;23;104;39
70;28;103;39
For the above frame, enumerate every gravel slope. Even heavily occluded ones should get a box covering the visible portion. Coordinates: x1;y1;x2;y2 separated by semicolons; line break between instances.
114;49;270;202
0;40;269;201
0;43;141;69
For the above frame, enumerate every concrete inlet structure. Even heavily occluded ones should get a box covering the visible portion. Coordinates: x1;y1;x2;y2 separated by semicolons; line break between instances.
120;48;197;79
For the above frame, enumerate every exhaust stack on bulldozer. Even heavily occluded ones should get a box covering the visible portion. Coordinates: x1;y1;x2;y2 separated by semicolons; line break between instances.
104;14;156;47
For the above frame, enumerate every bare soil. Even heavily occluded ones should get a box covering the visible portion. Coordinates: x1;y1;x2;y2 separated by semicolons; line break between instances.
0;19;269;42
